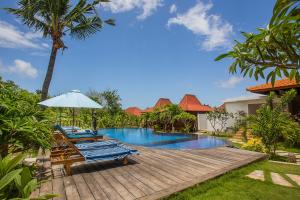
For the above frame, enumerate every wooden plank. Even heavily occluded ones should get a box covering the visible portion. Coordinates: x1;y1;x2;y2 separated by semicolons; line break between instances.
114;166;155;196
88;163;124;200
134;163;177;186
154;149;223;171
52;178;66;200
140;152;196;177
157;148;232;166
63;176;81;200
141;151;207;176
121;165;162;192
134;154;193;181
72;171;95;200
107;167;145;199
39;180;52;196
78;165;109;200
128;165;170;189
100;169;135;200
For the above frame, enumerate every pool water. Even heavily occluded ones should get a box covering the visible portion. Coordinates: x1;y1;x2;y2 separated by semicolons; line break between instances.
97;128;229;150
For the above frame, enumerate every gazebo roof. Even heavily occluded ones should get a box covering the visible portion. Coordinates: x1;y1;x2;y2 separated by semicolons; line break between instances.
179;94;212;112
142;98;172;113
247;79;300;94
125;107;142;116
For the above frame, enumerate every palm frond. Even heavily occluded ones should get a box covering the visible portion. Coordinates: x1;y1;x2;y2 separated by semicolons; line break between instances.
69;16;102;39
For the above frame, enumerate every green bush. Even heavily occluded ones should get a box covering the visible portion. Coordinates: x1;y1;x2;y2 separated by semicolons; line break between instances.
282;120;300;148
249;89;298;155
0;78;53;157
0;154;56;199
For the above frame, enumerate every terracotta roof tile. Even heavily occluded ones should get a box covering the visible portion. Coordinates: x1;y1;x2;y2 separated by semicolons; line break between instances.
125;107;142;116
247;79;300;93
154;98;172;107
142;98;172;113
179;94;212;112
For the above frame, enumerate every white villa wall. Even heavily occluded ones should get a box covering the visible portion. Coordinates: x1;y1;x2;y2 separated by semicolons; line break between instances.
225;98;266;128
197;98;266;131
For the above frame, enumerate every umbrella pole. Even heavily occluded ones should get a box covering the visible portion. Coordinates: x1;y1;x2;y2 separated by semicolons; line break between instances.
72;108;75;131
59;108;62;125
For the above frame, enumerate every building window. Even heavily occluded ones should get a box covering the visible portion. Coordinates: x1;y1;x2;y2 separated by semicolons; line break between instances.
248;104;262;115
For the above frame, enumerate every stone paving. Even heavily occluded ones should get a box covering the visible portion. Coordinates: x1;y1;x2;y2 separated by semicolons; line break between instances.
246;170;265;181
276;150;300;164
246;170;300;187
271;172;293;187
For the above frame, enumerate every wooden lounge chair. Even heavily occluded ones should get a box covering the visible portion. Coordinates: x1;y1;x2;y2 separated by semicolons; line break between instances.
54;125;103;142
51;134;138;175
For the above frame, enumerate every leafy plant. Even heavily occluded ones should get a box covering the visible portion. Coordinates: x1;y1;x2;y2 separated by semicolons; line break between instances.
207;109;233;135
215;0;300;84
0;154;56;199
232;111;248;141
0;78;52;157
173;112;196;133
248;89;297;156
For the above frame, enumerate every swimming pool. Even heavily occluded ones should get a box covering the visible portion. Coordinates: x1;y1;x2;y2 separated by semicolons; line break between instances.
97;128;229;150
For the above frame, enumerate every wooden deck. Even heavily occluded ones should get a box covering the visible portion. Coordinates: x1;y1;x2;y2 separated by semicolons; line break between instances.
33;146;266;200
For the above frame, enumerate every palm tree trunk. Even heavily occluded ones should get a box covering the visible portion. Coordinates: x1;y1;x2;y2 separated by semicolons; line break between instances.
41;44;58;100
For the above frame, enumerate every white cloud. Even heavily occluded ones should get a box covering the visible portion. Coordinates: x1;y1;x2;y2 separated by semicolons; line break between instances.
0;20;44;49
167;1;233;51
102;0;163;20
0;59;38;78
169;4;177;14
216;77;243;88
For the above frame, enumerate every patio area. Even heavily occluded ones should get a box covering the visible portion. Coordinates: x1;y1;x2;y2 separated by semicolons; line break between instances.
31;146;266;200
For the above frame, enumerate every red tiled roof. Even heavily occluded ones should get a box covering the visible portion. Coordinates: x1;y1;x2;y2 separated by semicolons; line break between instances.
179;94;212;112
247;79;300;93
154;98;172;108
125;107;142;116
143;107;154;113
142;98;172;113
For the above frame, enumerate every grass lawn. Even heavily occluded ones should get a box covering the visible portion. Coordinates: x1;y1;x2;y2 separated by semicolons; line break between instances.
165;161;300;200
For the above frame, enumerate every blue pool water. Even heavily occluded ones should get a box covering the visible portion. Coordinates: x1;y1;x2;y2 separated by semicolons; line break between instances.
97;128;229;149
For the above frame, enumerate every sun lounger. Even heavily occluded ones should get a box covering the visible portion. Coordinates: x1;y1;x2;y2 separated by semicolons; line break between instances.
75;141;138;161
51;134;139;175
54;124;103;142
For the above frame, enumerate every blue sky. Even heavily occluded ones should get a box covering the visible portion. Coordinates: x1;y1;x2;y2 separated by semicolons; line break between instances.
0;0;275;108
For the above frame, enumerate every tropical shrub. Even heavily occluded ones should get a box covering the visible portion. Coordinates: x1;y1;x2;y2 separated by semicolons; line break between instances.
173;112;196;133
241;138;265;153
0;78;52;157
207;109;233;135
0;154;55;199
281;119;300;147
248;89;297;155
232;111;248;141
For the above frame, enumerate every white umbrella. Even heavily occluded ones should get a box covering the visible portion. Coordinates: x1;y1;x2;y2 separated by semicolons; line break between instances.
38;90;102;128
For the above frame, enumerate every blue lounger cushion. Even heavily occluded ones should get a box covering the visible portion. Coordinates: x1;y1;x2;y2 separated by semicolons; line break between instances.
54;124;101;138
65;133;97;139
74;141;139;162
75;140;119;150
62;126;81;131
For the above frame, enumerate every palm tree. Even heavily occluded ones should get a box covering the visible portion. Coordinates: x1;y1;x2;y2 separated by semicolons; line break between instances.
6;0;115;100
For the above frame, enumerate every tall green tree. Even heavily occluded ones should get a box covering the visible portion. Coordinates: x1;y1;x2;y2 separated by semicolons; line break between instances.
215;0;300;84
98;89;122;115
6;0;115;100
249;89;298;156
